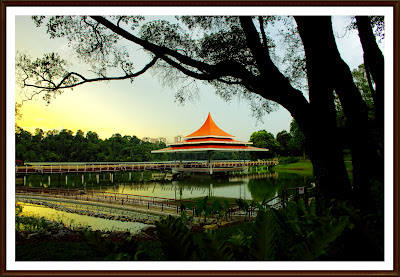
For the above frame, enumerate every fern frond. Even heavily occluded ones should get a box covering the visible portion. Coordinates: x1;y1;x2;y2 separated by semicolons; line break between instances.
297;198;307;217
202;231;235;260
308;198;316;216
83;230;116;259
293;216;349;260
155;216;200;261
249;207;279;260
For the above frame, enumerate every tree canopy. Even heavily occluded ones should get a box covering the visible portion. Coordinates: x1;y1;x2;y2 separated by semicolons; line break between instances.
276;130;292;156
249;130;280;159
15;127;168;163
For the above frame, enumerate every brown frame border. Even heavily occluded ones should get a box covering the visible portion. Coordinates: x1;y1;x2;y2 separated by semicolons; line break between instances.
1;1;399;276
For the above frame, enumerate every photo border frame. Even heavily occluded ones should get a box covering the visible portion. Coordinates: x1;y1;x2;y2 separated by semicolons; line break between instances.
1;1;398;276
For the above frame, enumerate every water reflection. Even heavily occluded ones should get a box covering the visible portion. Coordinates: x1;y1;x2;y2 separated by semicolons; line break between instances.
18;202;149;233
248;173;313;202
18;171;314;202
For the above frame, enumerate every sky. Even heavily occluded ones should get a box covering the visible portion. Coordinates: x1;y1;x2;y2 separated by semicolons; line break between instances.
13;12;379;143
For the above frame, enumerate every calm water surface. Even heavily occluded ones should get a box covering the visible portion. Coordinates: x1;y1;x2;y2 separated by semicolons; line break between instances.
18;171;314;201
18;202;150;233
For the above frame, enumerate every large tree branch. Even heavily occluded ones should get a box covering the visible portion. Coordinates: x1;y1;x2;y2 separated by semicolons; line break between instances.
91;16;215;72
91;16;253;83
159;56;216;81
239;16;310;127
239;16;274;76
258;16;269;52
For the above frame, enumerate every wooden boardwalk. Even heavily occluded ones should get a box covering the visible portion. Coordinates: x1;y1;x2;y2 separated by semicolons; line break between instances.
15;187;239;218
15;160;278;175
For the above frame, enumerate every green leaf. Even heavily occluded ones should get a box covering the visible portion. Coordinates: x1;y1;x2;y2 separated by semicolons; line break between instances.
212;199;222;213
249;207;279;260
155;216;200;260
256;203;265;212
196;199;204;216
308;198;316;216
293;216;349;260
201;231;235;261
297;198;307;216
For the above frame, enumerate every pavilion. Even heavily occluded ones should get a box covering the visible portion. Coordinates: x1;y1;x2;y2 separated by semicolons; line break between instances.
151;113;269;174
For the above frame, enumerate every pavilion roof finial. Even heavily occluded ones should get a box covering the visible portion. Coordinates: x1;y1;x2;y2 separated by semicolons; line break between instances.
185;113;234;138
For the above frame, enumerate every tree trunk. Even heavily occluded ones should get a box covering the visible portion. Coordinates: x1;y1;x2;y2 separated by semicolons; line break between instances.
295;16;352;207
356;16;384;127
240;16;352;207
295;16;384;212
354;16;385;210
333;57;383;212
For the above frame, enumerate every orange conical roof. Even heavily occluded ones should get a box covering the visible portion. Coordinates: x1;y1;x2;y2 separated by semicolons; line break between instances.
186;113;234;138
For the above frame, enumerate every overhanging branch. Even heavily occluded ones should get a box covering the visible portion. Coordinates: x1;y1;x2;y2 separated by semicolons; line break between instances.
91;16;252;82
23;56;159;91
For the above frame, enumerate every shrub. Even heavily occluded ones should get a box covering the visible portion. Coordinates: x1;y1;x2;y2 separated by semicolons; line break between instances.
279;156;301;165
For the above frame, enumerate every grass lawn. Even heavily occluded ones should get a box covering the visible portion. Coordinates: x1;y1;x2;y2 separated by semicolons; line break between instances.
272;159;314;175
272;159;353;176
182;196;239;205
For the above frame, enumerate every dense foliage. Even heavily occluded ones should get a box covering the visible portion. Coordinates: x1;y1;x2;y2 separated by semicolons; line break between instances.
249;130;280;159
249;118;306;159
153;199;358;261
15;127;244;162
15;127;168;162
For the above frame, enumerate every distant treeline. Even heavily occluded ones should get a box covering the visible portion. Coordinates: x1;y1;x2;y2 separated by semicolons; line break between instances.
15;120;306;163
15;127;241;163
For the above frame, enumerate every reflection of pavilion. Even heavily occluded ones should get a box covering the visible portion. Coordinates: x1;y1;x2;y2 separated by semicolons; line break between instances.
151;113;269;175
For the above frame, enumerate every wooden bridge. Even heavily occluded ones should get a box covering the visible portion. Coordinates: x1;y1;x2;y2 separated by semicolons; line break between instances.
15;160;278;175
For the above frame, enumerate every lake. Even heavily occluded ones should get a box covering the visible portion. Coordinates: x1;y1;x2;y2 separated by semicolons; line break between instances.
17;170;314;202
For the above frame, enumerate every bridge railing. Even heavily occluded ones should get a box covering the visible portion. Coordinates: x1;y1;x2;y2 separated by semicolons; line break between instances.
16;187;252;219
16;160;278;174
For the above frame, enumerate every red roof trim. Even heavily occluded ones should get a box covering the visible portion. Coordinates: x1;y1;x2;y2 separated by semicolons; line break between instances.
151;145;269;153
162;145;257;150
167;138;252;146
